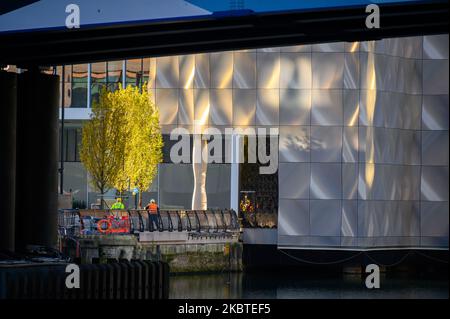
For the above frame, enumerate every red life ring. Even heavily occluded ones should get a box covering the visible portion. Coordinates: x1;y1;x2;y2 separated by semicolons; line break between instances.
97;219;112;233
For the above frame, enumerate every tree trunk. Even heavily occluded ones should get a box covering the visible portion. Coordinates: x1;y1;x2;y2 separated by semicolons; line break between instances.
100;187;104;210
138;191;142;209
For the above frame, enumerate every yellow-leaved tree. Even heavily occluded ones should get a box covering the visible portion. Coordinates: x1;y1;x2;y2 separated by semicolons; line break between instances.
80;84;163;209
112;85;163;208
80;87;127;208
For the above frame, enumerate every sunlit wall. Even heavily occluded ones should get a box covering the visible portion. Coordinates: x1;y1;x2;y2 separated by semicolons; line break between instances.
59;34;449;249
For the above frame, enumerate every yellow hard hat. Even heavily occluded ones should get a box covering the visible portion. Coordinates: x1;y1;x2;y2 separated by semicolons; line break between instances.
117;198;122;202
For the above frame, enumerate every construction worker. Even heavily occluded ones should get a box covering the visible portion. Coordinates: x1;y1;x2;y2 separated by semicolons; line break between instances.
145;199;159;231
111;197;125;210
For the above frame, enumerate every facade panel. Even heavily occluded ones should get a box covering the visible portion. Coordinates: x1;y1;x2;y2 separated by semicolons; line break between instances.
423;60;449;95
256;89;279;125
310;200;341;236
422;95;449;130
156;56;179;88
233;52;256;89
311;90;343;126
279;89;311;125
278;200;310;236
279;126;310;163
423;34;449;59
278;163;310;200
421;166;449;201
210;52;233;89
194;53;210;89
341;200;358;237
256;52;280;89
310;163;342;200
280;53;311;89
210;89;233;126
312;53;344;89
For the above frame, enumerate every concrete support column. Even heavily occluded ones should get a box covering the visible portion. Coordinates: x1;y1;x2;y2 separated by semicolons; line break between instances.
0;71;17;252
15;70;59;251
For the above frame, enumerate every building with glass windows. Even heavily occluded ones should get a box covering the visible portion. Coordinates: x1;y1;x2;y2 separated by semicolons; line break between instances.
55;34;449;250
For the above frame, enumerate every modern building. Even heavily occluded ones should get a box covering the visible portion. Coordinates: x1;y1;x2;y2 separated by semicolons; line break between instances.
53;34;449;250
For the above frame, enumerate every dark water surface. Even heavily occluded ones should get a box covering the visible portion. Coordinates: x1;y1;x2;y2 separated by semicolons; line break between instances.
169;272;448;299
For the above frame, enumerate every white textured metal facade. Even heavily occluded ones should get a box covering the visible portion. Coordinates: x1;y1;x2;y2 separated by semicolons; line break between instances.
62;34;449;250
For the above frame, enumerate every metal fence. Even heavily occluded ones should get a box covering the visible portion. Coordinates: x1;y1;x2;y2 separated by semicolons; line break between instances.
58;209;239;236
57;209;81;237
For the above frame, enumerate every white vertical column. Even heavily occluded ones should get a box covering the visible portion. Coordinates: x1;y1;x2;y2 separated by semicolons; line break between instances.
157;163;161;207
122;60;126;87
87;63;91;108
192;137;208;210
230;134;240;212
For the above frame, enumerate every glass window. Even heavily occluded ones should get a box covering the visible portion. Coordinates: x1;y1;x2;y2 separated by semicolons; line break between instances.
60;126;66;161
159;164;193;209
142;58;151;84
91;62;106;83
70;82;88;107
67;128;76;162
61;127;82;162
158;163;231;210
72;64;88;82
91;62;107;104
206;164;231;209
41;66;56;75
126;59;143;87
39;65;89;108
107;60;123;84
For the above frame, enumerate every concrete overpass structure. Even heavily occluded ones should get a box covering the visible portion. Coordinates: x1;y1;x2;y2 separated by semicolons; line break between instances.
0;1;448;263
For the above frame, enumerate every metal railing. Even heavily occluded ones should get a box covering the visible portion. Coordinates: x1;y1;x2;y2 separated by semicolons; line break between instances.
58;209;239;236
57;209;81;237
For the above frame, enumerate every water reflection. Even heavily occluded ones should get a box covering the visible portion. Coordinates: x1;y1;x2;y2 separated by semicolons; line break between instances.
170;272;448;299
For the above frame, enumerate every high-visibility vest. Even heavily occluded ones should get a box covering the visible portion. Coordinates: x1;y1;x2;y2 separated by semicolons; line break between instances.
148;203;158;214
111;202;124;210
